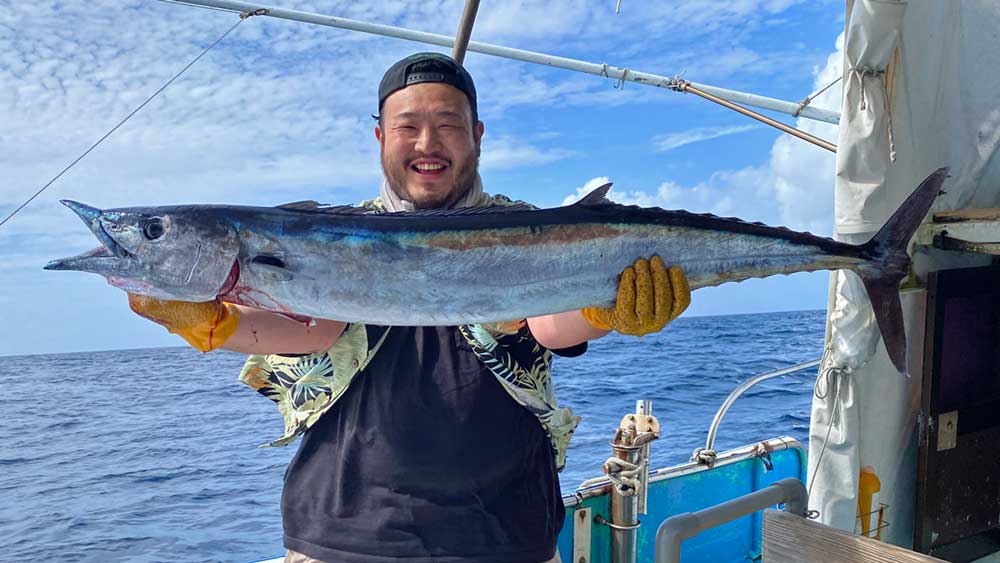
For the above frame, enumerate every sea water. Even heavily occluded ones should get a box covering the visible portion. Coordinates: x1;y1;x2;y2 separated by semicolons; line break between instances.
1;310;823;562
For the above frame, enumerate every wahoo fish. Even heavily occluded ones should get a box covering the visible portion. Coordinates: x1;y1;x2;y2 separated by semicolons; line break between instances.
45;168;949;372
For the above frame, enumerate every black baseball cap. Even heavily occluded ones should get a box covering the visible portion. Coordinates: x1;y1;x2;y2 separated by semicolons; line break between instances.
377;52;478;122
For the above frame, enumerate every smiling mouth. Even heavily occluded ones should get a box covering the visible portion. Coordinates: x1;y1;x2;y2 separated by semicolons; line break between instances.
411;161;449;175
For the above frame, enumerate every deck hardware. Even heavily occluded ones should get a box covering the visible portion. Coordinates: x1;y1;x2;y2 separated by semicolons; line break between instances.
752;441;775;471
572;507;592;563
595;515;642;531
760;451;774;471
936;411;958;451
605;402;660;563
697;359;821;466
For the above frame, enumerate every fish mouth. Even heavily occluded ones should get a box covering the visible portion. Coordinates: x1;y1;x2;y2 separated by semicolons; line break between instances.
43;200;133;272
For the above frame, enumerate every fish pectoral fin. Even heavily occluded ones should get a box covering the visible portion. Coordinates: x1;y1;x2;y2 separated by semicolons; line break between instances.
248;255;293;282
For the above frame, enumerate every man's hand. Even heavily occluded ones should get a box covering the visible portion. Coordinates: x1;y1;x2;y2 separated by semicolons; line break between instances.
581;256;690;336
128;294;240;352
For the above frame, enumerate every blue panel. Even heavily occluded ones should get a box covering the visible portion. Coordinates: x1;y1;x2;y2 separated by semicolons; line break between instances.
558;445;807;563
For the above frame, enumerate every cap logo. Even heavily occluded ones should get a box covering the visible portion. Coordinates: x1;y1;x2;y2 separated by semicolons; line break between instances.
406;72;445;84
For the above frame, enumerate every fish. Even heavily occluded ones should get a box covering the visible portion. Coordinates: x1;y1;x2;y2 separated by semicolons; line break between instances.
45;168;949;372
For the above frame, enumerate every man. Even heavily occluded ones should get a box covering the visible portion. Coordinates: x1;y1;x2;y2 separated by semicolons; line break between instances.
130;53;690;563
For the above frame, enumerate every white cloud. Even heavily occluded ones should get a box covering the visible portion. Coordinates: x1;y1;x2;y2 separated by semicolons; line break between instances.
480;135;575;169
653;124;759;152
562;167;775;224
474;0;810;46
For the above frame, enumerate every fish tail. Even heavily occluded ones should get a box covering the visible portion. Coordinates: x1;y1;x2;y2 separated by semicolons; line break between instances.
855;167;949;373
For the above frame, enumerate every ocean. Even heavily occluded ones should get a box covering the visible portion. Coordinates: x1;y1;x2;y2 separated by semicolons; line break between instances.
1;309;823;562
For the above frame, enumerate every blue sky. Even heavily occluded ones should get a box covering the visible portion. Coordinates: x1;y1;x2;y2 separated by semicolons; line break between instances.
0;0;844;356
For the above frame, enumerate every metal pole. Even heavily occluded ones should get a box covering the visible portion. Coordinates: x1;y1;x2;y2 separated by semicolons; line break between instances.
635;400;652;515
451;0;480;64
609;442;640;563
162;0;841;125
654;478;808;563
702;358;821;455
679;83;837;153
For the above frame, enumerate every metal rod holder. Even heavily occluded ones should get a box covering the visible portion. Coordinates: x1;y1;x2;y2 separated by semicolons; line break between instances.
609;441;641;563
604;403;660;563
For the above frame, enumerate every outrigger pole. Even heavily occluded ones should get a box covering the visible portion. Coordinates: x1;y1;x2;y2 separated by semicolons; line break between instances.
163;0;841;129
450;0;480;64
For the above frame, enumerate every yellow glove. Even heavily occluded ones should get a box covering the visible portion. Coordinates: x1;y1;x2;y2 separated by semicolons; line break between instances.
581;256;690;336
128;294;240;352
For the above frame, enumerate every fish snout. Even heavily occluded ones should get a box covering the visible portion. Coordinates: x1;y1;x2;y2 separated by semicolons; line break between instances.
60;200;129;258
60;200;101;224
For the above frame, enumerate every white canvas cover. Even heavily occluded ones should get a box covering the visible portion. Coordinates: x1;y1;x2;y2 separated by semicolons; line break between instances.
808;0;1000;547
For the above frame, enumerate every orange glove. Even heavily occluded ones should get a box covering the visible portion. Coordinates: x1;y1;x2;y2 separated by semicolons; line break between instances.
128;294;240;352
581;256;690;336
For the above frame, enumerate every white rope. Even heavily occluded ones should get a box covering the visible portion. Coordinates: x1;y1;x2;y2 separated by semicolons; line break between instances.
690;447;718;467
603;455;644;495
849;66;896;161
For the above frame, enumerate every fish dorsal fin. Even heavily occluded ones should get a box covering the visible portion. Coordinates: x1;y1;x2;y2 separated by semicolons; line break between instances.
574;183;614;206
383;203;537;217
283;203;538;216
277;200;323;211
277;202;375;215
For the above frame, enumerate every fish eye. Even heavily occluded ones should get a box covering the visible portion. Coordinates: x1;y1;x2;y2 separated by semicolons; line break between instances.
143;218;165;240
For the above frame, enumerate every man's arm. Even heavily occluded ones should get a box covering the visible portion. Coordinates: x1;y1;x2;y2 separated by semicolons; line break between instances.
527;311;609;350
223;305;346;355
128;294;346;355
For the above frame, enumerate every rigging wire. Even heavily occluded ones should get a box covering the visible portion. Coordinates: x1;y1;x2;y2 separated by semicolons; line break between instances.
794;75;843;117
673;80;838;153
0;10;259;231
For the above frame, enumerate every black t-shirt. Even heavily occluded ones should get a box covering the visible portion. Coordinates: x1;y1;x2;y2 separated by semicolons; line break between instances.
282;325;578;563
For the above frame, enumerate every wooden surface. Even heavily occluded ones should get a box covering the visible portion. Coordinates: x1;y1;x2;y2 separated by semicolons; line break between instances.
933;208;1000;223
762;510;947;563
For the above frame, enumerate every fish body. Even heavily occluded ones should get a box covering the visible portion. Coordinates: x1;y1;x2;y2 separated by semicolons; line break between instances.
46;168;949;372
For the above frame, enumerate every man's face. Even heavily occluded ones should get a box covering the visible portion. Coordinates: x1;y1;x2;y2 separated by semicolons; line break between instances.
376;82;484;209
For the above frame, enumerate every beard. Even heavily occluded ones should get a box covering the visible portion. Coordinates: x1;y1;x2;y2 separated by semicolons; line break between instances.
381;150;480;210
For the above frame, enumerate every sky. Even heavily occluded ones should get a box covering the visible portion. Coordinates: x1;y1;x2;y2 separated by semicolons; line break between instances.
0;0;845;357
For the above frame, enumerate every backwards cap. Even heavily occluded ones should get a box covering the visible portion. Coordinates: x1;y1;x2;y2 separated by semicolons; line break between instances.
378;52;478;122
